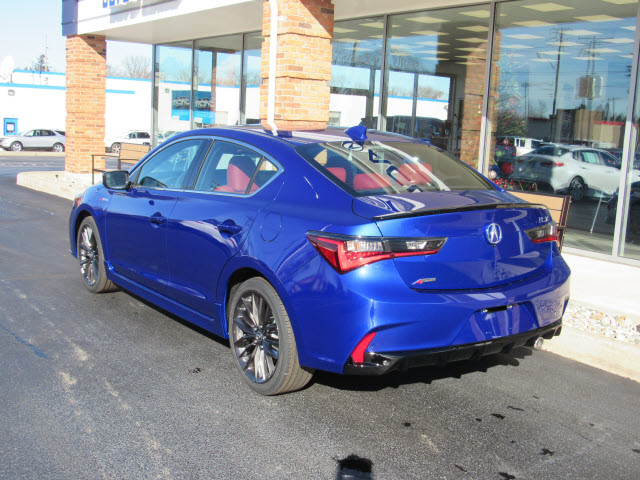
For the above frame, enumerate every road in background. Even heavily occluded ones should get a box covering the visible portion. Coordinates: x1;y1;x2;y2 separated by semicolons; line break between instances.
1;159;639;479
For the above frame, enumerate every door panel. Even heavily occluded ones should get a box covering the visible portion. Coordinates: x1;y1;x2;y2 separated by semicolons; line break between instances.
165;140;282;318
105;188;177;295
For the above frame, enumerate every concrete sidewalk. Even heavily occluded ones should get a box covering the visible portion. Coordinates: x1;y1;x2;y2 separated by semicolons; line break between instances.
0;151;65;157
14;169;640;383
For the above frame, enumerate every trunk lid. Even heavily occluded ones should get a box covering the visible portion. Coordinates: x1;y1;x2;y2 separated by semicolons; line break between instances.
353;190;553;290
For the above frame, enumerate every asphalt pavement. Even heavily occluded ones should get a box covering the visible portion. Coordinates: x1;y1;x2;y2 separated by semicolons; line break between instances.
1;156;639;479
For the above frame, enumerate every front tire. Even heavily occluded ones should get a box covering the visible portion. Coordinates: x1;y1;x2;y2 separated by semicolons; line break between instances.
568;177;585;202
111;143;121;155
77;217;117;293
10;141;23;152
228;277;313;395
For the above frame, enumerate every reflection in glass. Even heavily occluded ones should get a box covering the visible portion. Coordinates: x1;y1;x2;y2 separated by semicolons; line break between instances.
487;0;638;255
384;6;491;163
330;18;383;128
154;42;194;143
194;35;243;128
243;32;263;125
621;43;640;260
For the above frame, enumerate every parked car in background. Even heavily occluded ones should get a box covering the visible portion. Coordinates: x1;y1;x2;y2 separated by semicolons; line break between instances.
606;181;640;238
510;144;638;201
105;131;152;154
0;129;66;152
70;125;569;395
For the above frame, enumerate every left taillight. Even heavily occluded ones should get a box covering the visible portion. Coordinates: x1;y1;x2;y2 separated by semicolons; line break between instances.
526;222;558;245
306;232;447;274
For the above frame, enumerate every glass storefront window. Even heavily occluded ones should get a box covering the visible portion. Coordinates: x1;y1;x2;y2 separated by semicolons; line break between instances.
622;36;640;261
330;17;383;128
194;35;243;128
487;0;638;256
383;6;491;163
153;42;194;143
242;32;263;125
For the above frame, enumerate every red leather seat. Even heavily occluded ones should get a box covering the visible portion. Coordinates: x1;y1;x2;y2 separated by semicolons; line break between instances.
396;163;432;186
327;167;347;183
353;173;392;191
215;155;259;193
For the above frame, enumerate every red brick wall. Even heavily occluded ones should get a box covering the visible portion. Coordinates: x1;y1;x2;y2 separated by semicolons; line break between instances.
65;35;106;174
260;0;333;131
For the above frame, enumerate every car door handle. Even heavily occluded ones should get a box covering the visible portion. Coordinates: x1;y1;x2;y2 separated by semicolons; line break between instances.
218;222;242;234
149;214;167;225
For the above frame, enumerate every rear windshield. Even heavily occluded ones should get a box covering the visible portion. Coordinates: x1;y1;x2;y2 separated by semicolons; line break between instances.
296;141;493;196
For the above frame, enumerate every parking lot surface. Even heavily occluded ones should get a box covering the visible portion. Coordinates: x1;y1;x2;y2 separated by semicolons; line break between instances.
1;158;639;479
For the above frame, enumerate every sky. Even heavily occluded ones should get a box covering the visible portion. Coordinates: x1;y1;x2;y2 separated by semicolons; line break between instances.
0;0;150;74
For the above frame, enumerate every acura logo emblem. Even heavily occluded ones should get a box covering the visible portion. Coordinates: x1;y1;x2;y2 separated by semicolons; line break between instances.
485;223;503;245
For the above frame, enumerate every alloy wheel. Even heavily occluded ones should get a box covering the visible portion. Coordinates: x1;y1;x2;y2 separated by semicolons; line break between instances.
231;291;280;383
78;225;99;286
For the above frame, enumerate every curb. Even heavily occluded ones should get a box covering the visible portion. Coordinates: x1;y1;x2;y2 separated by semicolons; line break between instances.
16;171;93;201
542;325;640;383
0;151;65;157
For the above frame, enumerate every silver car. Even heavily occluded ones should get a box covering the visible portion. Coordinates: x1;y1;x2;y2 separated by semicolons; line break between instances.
0;129;66;152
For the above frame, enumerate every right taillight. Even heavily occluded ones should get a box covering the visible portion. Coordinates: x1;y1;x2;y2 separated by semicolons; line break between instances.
307;232;447;274
526;222;559;245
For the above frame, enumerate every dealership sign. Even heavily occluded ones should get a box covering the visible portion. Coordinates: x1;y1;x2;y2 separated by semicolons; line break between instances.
103;0;139;8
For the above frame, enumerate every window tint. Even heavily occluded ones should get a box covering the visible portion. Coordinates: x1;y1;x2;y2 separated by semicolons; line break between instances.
194;140;276;194
296;141;492;196
135;139;206;189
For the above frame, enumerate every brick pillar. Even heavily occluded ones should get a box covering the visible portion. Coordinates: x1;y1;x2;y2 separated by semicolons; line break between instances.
260;0;333;131
65;35;106;174
459;35;500;170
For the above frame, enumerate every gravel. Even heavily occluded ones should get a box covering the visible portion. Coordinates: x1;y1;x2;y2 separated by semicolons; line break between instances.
563;302;640;347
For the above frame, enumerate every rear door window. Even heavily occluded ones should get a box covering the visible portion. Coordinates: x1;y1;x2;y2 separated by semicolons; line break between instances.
193;140;278;194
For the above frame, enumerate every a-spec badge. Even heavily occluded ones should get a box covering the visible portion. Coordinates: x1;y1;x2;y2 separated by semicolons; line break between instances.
484;223;503;246
412;278;436;285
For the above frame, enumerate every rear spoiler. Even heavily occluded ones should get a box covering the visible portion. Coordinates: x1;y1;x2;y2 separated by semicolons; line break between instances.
372;202;548;221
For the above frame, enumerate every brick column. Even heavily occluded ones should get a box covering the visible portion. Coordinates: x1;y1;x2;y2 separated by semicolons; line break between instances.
260;0;333;131
65;35;106;174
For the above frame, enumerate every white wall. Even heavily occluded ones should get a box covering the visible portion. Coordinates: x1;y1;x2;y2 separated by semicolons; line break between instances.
0;70;152;141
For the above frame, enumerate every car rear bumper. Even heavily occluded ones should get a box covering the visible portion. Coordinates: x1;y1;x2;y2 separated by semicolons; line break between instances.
343;319;562;375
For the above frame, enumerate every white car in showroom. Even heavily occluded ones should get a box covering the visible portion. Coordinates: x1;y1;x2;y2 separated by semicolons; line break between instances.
0;129;66;152
510;144;639;201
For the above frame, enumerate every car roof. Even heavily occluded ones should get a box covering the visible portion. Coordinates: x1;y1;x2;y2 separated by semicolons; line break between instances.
171;125;424;148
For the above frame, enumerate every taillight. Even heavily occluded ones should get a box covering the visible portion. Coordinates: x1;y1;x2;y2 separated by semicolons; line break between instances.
350;332;377;364
306;232;447;274
526;222;559;245
540;161;564;167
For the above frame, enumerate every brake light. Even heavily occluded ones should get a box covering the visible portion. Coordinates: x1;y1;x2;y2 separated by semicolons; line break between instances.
540;161;564;167
307;232;447;274
526;222;559;245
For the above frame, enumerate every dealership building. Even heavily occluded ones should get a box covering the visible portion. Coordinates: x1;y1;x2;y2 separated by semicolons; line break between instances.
60;0;640;270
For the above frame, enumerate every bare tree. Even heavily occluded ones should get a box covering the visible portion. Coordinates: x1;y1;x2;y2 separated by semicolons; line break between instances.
121;55;151;79
25;54;52;72
106;63;121;77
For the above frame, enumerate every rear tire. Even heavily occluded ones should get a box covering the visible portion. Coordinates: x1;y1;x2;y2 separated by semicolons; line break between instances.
52;143;64;152
77;217;118;293
10;142;22;152
111;143;121;155
228;277;313;395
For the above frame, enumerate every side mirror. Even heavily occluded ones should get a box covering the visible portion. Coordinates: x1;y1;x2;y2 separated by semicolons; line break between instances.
103;170;130;190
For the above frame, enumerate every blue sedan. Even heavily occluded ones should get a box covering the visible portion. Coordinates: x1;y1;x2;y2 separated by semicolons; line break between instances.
69;126;570;395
